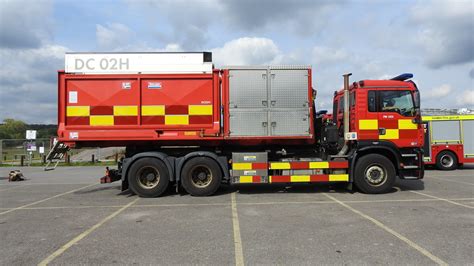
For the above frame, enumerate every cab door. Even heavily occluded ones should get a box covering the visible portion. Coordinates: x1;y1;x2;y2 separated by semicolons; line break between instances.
376;90;419;147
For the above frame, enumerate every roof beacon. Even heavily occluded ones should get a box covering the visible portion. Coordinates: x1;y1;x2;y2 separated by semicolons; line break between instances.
390;73;413;81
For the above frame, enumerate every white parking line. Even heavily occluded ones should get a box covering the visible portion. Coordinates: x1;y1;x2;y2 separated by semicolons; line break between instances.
0;183;97;215
38;198;139;266
427;176;474;186
409;191;474;209
0;197;473;211
231;193;245;266
323;193;448;266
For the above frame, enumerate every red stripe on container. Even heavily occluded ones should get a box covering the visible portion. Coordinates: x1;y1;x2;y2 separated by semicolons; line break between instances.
189;115;213;124
67;117;89;125
90;106;114;115
310;175;330;182
328;161;349;168
142;116;165;125
270;176;291;183
114;116;137;125
252;163;268;169
252;176;261;183
165;105;188;115
289;161;309;169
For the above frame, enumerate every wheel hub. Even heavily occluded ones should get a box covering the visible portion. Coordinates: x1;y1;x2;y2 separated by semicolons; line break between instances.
191;165;212;188
365;165;386;186
440;155;453;168
137;167;160;189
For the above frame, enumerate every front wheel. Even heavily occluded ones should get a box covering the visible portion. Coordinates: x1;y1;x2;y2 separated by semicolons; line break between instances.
181;157;222;196
354;154;396;194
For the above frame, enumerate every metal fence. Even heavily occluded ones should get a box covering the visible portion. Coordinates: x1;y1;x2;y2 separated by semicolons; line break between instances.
0;139;124;166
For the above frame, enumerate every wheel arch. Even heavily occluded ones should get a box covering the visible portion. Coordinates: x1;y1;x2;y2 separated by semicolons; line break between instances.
175;151;229;182
351;143;401;181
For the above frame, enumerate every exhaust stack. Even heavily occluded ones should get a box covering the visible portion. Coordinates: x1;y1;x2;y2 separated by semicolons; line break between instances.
338;73;352;156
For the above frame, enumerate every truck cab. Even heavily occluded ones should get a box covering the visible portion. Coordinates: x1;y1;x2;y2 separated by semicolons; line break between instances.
332;73;424;188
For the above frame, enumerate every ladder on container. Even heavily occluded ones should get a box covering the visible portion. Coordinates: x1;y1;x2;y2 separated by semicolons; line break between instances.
44;141;70;171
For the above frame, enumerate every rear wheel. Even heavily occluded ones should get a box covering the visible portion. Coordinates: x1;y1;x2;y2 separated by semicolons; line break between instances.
436;151;457;170
181;157;222;196
354;154;396;194
128;158;170;197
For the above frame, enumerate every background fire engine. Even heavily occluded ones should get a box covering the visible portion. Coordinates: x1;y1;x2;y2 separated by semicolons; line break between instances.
422;115;474;170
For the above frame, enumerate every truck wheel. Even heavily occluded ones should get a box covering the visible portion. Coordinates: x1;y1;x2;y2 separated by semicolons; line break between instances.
128;158;170;197
181;157;222;196
354;154;396;194
436;151;457;171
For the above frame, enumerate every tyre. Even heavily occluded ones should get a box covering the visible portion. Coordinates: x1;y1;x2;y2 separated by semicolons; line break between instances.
181;157;222;196
436;151;458;171
354;154;396;194
128;158;170;197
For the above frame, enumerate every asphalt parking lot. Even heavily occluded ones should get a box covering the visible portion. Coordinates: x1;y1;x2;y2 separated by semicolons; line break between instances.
0;166;472;265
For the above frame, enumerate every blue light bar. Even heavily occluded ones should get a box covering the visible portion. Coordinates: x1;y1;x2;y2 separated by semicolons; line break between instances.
390;73;413;81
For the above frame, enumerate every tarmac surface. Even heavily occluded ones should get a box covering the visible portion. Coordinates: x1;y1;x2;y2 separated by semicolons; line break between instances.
0;165;472;265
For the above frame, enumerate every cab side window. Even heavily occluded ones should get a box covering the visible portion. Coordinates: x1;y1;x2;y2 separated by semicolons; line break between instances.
368;91;376;112
367;90;415;116
338;96;344;114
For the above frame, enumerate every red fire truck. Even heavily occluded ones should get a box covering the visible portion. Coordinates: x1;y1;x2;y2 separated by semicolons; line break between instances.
422;115;474;170
47;52;424;197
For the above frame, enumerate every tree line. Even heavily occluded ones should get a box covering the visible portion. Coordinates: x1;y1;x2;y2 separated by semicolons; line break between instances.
0;119;57;139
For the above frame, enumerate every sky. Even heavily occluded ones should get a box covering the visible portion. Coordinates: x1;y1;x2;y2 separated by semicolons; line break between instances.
0;0;473;124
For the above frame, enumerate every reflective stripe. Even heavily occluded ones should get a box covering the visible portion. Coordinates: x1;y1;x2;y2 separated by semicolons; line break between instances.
329;174;349;181
67;106;90;117
398;119;417;130
239;176;254;183
233;163;252;170
165;115;188;125
90;115;114;126
142;105;165;116
309;162;329;169
359;119;378;130
290;175;310;182
423;115;474;121
114;106;138;116
269;162;291;169
188;105;213;115
380;129;399;139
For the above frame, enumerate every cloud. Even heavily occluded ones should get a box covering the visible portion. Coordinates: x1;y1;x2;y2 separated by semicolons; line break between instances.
212;37;281;65
457;90;474;107
0;45;69;123
411;1;474;68
422;84;453;99
125;0;345;49
96;23;134;50
312;46;348;66
221;0;344;35
0;0;53;49
470;68;474;79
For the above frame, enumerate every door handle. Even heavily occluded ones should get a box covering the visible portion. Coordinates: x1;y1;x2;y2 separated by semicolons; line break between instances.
262;100;268;106
271;122;276;127
378;128;386;135
271;100;276;106
262;122;268;127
